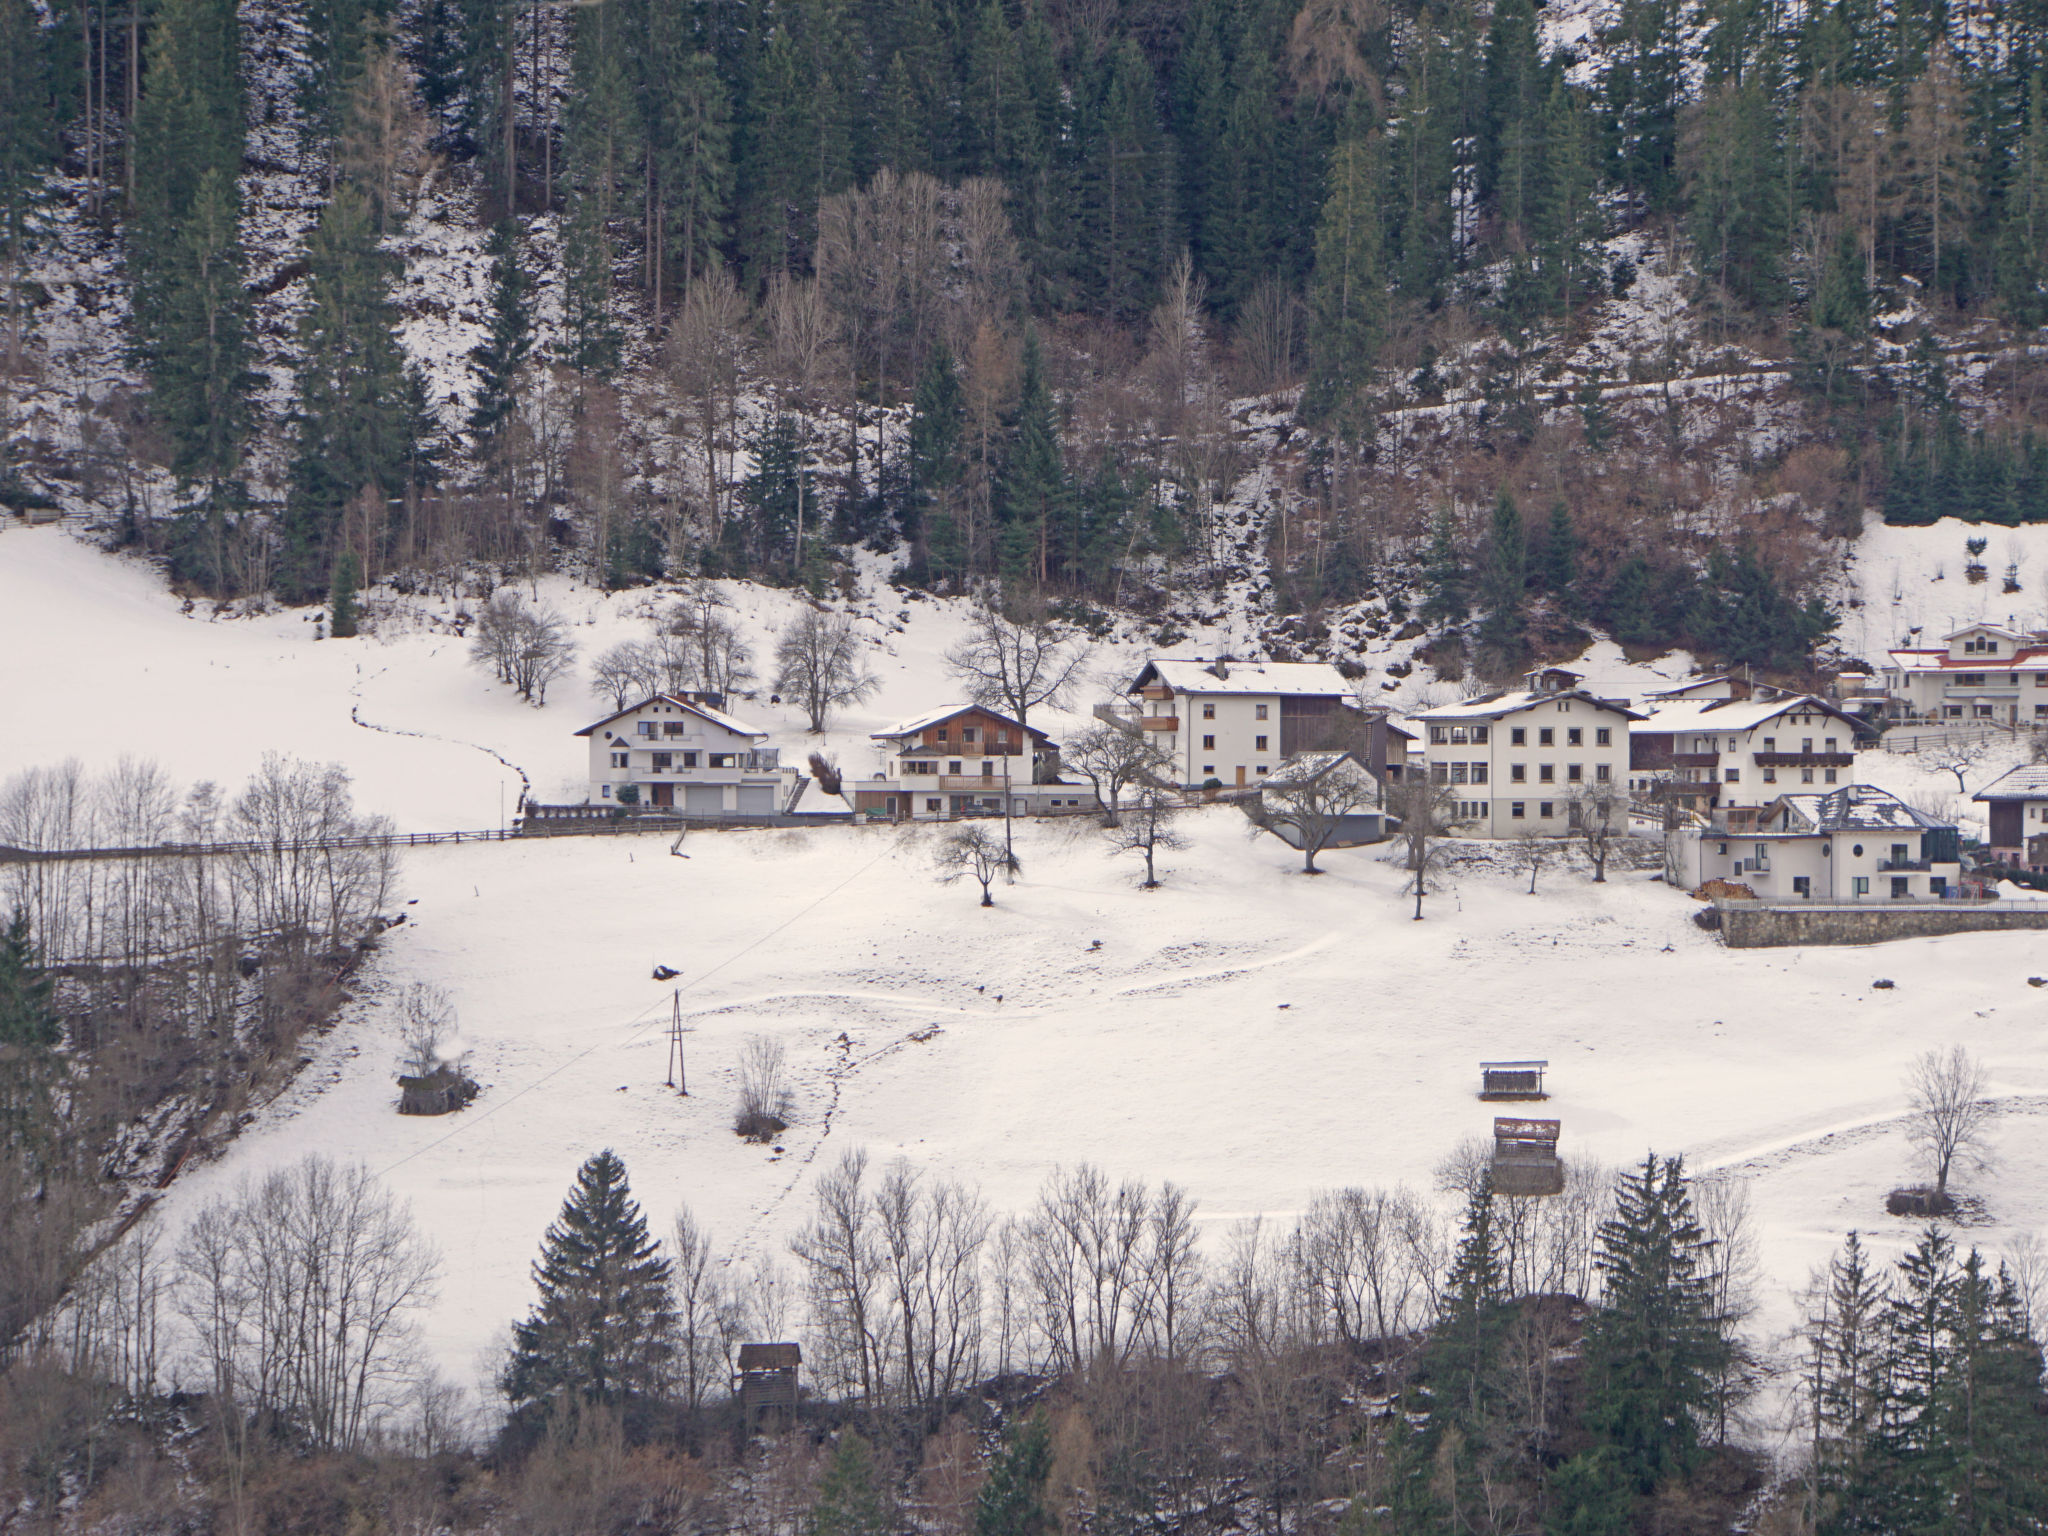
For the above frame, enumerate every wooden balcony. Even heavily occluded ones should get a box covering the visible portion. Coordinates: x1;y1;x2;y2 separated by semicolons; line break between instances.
1139;716;1179;731
1754;752;1854;767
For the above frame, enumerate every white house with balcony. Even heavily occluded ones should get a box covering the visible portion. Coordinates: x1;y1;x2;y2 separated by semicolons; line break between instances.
1413;669;1640;836
1680;784;1961;900
1113;657;1406;790
1628;693;1871;829
575;694;796;813
850;705;1095;820
1883;622;2048;725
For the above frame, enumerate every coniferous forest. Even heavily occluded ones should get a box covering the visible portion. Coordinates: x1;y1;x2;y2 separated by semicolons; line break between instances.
9;0;2048;669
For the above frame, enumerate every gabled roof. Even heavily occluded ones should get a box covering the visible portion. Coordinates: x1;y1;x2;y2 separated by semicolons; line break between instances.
1767;784;1953;834
872;704;1050;744
1943;621;2030;642
1127;657;1354;698
575;694;769;739
1973;765;2048;802
1415;688;1645;723
1634;692;1869;737
1642;674;1744;701
1263;749;1371;788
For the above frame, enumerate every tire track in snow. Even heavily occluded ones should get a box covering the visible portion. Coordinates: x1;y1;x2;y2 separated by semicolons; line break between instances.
346;659;533;805
1694;1093;2048;1180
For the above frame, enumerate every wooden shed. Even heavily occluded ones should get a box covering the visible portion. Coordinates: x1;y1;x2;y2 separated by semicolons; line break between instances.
1479;1060;1548;1100
736;1342;801;1424
1491;1117;1563;1197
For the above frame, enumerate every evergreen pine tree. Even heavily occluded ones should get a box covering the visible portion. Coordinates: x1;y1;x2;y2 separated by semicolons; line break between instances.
996;328;1066;588
1600;0;1688;210
1433;1172;1511;1435
1205;40;1283;315
559;0;638;372
1536;501;1578;603
1996;71;2048;328
1478;487;1527;652
303;0;388;156
958;0;1024;178
735;26;813;285
0;0;54;410
1303;132;1387;423
973;1411;1054;1536
1420;507;1468;626
470;220;533;450
1603;555;1654;646
1808;1231;1888;1533
871;53;923;176
504;1149;679;1414
328;551;361;637
1481;0;1544;239
739;411;806;575
1533;74;1605;318
906;338;963;563
0;907;58;1159
810;1431;890;1536
655;48;731;295
282;185;422;600
458;0;515;211
1581;1154;1726;1493
1078;38;1165;321
1687;79;1789;311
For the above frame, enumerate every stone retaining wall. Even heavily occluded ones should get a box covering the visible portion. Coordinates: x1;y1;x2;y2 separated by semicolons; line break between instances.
1717;901;2048;948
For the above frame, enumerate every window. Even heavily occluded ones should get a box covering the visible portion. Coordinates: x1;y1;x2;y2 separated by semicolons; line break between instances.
981;761;995;778
1824;768;1838;783
1975;704;1995;718
710;753;736;768
1431;763;1449;784
1202;734;1216;751
610;752;628;768
1725;768;1739;782
1958;673;1987;687
1567;764;1583;782
1255;703;1269;720
1853;876;1870;895
637;722;657;738
1717;842;1729;855
1946;705;1964;718
1567;727;1583;747
1793;876;1810;897
1762;767;1777;783
1203;702;1216;719
1429;725;1447;744
1511;764;1527;782
1824;737;1837;752
1595;764;1610;783
1930;877;1947;896
1801;768;1815;783
1450;726;1469;744
949;760;963;774
1511;802;1526;818
1539;764;1555;783
963;727;978;743
1596;728;1611;746
652;752;673;770
1539;801;1555;818
1451;763;1468;784
936;727;949;742
1802;738;1814;753
1203;766;1215;776
1511;727;1527;746
1892;877;1910;899
664;721;687;738
1255;735;1269;751
682;751;699;767
1256;765;1269;775
601;784;611;798
1472;764;1489;784
926;798;941;812
995;729;1010;745
1851;844;1863;857
1539;728;1554;746
1762;736;1776;751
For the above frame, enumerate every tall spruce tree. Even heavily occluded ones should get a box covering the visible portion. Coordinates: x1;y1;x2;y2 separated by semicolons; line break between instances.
559;0;639;373
1421;507;1468;626
1477;487;1527;652
504;1149;678;1414
810;1431;890;1536
1535;501;1578;604
1304;132;1387;423
1581;1154;1727;1493
0;908;58;1160
458;0;515;212
906;338;963;566
1078;38;1165;321
995;328;1066;587
129;0;248;508
1600;0;1689;210
1434;1172;1511;1434
282;185;422;600
0;0;53;433
469;220;533;451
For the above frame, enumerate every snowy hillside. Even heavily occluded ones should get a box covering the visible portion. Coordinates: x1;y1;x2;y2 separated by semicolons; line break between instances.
4;524;2046;1452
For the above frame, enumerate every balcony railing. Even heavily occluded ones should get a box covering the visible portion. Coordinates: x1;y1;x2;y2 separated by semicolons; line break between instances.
1878;858;1931;872
1753;751;1854;767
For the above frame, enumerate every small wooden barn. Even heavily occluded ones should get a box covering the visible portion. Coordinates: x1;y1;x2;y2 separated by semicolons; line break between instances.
1479;1060;1548;1100
1491;1117;1563;1197
736;1342;801;1424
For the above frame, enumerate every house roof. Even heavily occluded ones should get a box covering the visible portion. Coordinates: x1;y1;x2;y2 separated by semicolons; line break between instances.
574;694;769;739
1633;693;1868;737
1886;645;2048;672
1262;749;1370;788
1769;784;1954;834
872;704;1050;744
1973;765;2048;802
1415;688;1645;723
1642;675;1744;700
1943;622;2030;642
1127;657;1354;698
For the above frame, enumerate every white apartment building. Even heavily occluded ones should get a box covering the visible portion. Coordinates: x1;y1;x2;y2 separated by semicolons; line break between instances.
1117;658;1388;789
575;694;796;812
1883;622;2048;725
1680;785;1962;900
1627;693;1869;829
1413;670;1640;837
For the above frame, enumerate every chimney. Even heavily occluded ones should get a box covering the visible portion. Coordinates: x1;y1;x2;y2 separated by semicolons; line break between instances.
1209;657;1231;681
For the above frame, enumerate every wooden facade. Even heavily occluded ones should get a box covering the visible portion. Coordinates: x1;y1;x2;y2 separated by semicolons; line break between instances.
736;1342;801;1423
1491;1116;1563;1197
1479;1060;1548;1100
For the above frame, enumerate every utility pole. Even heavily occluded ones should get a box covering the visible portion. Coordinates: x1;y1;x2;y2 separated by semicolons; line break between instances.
666;988;687;1094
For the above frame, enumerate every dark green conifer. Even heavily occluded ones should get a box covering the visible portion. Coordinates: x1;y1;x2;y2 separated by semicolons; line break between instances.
973;1411;1054;1536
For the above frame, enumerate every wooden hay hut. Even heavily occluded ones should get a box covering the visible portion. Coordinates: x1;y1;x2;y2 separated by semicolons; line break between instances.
397;1065;478;1116
736;1342;801;1424
1479;1060;1548;1100
1491;1116;1563;1197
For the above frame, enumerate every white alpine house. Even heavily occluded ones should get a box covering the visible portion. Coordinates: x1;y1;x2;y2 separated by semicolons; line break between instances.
575;694;797;814
1413;668;1639;836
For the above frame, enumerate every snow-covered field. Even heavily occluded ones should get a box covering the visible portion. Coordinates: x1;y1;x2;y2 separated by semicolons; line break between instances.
3;523;2047;1457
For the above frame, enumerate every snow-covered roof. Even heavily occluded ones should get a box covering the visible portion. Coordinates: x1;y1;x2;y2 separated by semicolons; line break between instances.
1262;750;1369;788
1416;689;1644;723
871;704;1046;743
1642;675;1743;700
1887;646;2048;672
1973;765;2048;803
1772;785;1952;834
574;694;768;740
1633;694;1859;735
1129;657;1353;698
1942;622;2029;642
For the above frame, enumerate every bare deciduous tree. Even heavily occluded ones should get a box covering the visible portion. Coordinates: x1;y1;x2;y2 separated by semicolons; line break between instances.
944;602;1094;747
1388;776;1459;919
667;263;750;537
590;641;649;710
397;983;458;1079
1106;787;1185;888
735;1035;793;1142
1921;733;1994;794
1906;1045;1992;1205
1066;719;1172;825
1244;754;1381;874
1569;782;1626;882
470;590;576;703
773;608;878;732
934;825;1019;906
790;1147;883;1402
671;1206;737;1419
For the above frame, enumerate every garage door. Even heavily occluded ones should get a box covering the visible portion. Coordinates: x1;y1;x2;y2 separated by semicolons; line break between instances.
737;785;779;814
684;784;724;812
